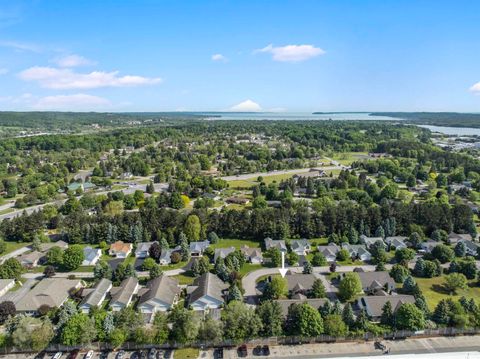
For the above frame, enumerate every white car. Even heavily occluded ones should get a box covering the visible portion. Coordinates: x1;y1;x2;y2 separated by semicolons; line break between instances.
84;351;94;359
52;353;62;359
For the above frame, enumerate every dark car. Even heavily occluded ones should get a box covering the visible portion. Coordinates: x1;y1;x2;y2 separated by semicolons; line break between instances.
99;352;109;359
213;348;223;359
67;350;80;359
374;341;386;350
148;348;157;359
116;351;126;359
262;346;270;356
237;345;248;357
163;349;173;359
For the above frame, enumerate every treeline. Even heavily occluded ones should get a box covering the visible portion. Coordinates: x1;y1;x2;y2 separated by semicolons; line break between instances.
371;112;480;128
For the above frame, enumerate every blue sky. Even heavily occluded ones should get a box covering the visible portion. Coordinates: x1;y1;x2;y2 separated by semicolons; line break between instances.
0;0;479;112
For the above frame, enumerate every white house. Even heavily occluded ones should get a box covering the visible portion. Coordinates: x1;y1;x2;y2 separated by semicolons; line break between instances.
318;244;340;262
290;239;312;255
135;242;155;258
82;247;102;266
137;275;181;317
188;273;228;311
342;244;372;262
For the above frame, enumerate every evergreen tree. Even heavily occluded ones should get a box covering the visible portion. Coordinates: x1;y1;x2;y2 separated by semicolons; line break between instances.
342;303;355;328
380;301;393;326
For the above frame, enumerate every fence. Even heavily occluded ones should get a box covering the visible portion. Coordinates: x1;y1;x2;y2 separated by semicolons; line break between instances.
1;327;480;355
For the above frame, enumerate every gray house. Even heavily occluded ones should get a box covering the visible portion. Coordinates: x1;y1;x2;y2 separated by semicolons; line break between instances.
138;275;181;316
357;295;415;321
355;271;395;294
190;241;210;257
110;277;139;311
290;239;312;255
79;278;112;313
188;273;228;311
264;238;287;252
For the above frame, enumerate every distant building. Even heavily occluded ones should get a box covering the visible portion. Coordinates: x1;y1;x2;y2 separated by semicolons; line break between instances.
385;236;408;250
226;197;250;205
275;294;328;317
341;244;372;261
18;251;44;268
189;240;210;257
290;239;312;255
213;247;236;262
39;240;69;253
285;272;317;296
352;271;396;294
318;244;340;262
241;246;263;264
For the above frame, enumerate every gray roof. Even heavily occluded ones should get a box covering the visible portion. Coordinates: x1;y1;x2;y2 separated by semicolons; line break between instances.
275;295;328;316
39;240;68;252
356;271;395;290
110;277;138;306
18;250;44;264
291;239;310;251
358;295;415;318
0;279;14;291
286;273;317;292
319;244;340;256
342;244;371;257
264;238;287;251
241;246;263;259
448;233;472;243
136;242;155;253
16;278;81;312
385;236;407;247
83;247;101;262
138;275;181;306
214;247;235;261
189;273;228;304
189;240;210;253
80;278;112;307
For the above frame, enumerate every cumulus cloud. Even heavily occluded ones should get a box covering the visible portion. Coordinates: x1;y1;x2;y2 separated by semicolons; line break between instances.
470;82;480;93
33;93;111;110
54;54;96;67
211;53;227;62
255;44;325;62
19;66;162;89
230;99;262;112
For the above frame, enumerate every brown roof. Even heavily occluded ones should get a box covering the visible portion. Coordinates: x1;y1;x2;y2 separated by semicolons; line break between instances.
110;241;132;254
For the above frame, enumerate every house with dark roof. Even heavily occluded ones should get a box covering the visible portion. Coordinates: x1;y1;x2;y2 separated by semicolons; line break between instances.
341;244;372;261
39;240;69;253
189;240;210;257
110;277;139;311
275;294;328;317
79;278;112;313
16;278;82;314
135;242;155;258
285;272;317;296
356;294;415;321
18;251;45;268
459;239;479;256
360;235;385;248
138;275;181;316
385;236;408;250
159;246;181;265
187;273;228;311
290;239;312;255
448;233;472;245
264;238;287;252
353;271;395;294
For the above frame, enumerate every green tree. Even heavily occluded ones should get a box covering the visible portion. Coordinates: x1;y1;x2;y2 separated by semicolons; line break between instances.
395;303;425;331
197;316;223;343
380;301;393;326
93;260;112;280
222;301;263;342
323;314;348;336
395;248;415;263
62;245;85;271
11;316;54;351
256;300;284;337
311;279;326;298
168;307;199;344
431;244;454;264
312;251;327;266
263;276;288;300
285;303;324;337
184;215;201;242
389;264;410;283
61;313;97;345
444;273;468;294
46;246;64;266
338;273;362;301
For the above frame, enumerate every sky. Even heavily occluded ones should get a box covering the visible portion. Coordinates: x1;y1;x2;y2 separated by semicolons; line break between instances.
0;0;479;112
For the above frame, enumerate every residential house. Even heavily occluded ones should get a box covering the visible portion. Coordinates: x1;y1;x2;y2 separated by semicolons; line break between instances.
241;246;263;264
109;277;139;311
318;244;340;262
354;271;395;294
264;238;287;252
82;247;102;266
79;278;112;313
18;251;44;268
357;295;415;321
420;240;441;253
16;278;82;314
448;233;472;245
187;273;228;311
138;275;181;317
290;239;312;255
360;235;385;248
285;272;317;296
341;244;372;261
226;197;250;205
0;279;15;297
159;246;181;265
135;242;155;258
459;239;479;256
214;247;236;262
275;294;328;317
385;236;408;250
189;240;210;257
38;240;69;253
109;241;133;258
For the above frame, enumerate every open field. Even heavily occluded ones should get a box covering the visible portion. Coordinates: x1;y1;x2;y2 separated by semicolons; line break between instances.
210;239;260;249
415;276;480;309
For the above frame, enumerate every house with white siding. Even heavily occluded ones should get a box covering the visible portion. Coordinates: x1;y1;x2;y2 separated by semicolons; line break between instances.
137;275;181;316
187;273;228;311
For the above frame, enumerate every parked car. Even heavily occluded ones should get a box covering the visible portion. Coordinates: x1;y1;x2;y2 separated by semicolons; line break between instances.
116;351;126;359
52;353;62;359
213;348;223;359
84;351;94;359
67;350;80;359
237;345;248;357
148;348;157;359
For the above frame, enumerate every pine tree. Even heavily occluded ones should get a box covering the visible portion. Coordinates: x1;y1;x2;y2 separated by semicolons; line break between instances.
103;312;114;336
380;301;393;326
332;300;342;316
228;284;243;302
342;304;355;328
320;301;333;318
303;260;313;274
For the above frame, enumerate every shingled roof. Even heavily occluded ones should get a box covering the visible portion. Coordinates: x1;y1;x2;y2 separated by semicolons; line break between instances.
138;275;181;306
189;273;228;304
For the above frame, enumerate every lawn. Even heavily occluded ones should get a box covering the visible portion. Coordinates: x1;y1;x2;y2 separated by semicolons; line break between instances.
227;169;312;189
174;348;199;359
210;239;260;249
3;241;31;255
415;276;480;310
173;273;196;285
162;260;188;270
239;263;263;276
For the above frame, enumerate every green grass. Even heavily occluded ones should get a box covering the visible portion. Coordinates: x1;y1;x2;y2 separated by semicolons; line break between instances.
173;274;196;285
239;263;263;276
0;208;14;215
2;241;31;256
174;348;199;359
415;276;480;310
210;239;260;249
162;261;188;270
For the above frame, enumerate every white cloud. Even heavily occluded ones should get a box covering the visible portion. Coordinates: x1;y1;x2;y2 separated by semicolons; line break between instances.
19;66;162;89
470;82;480;93
0;40;40;52
0;68;8;75
33;93;111;110
255;44;325;62
54;54;96;67
230;99;262;112
211;53;227;62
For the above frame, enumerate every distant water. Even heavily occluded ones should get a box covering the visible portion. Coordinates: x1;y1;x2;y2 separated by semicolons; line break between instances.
417;125;480;136
199;112;398;121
